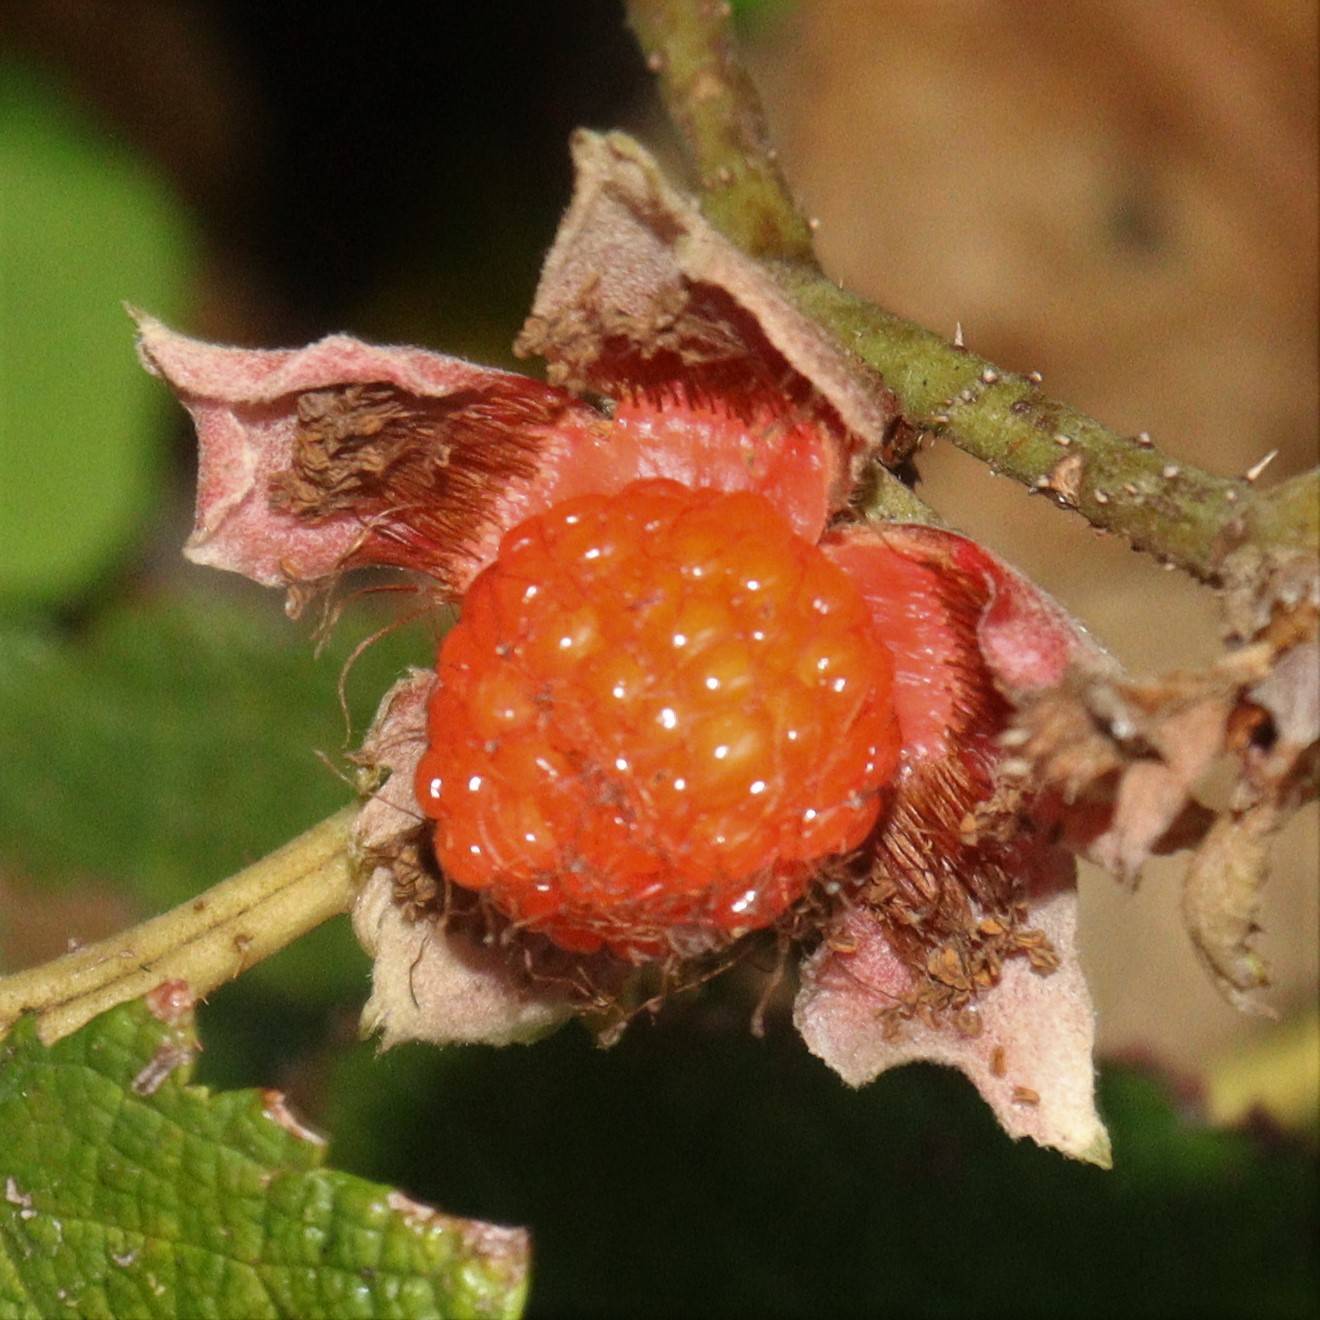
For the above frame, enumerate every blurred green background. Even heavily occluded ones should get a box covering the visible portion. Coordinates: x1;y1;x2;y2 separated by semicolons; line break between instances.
0;3;1315;1316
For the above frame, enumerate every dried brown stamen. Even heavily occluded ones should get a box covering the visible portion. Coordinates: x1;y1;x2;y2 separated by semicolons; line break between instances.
272;381;585;592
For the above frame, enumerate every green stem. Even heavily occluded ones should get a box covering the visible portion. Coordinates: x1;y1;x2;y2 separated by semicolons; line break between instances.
625;0;815;263
0;806;357;1045
625;0;937;522
775;268;1320;578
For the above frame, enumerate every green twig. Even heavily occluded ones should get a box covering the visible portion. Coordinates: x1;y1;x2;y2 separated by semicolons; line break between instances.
626;0;815;262
627;0;1319;581
0;807;357;1045
775;269;1320;578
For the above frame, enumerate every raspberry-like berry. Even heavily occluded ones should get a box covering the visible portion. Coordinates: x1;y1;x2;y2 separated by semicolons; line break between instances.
415;478;899;961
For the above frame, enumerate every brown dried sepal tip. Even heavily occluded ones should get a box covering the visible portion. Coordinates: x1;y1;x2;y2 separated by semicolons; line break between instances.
863;701;1063;1032
271;383;551;593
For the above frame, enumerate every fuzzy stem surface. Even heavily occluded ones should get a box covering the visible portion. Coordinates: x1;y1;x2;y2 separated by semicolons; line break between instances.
0;806;356;1045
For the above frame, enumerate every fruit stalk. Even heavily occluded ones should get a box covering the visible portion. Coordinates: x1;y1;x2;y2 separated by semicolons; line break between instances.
0;806;356;1045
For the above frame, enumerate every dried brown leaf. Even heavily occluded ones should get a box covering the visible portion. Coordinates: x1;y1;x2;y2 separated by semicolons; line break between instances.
1181;802;1280;1015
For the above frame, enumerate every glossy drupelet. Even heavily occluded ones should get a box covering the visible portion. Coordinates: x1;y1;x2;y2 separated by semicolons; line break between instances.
415;479;900;960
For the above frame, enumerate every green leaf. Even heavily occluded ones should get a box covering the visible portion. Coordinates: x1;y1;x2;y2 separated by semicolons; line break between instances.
0;60;195;606
0;996;528;1319
0;592;430;1000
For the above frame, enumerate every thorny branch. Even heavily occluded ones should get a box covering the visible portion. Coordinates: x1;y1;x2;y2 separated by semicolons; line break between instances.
625;0;814;263
625;0;1319;584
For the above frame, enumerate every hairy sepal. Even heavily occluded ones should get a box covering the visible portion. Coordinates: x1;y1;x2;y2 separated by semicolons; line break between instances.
795;853;1109;1166
134;310;602;597
137;310;841;598
517;131;907;510
350;670;573;1048
799;524;1109;1163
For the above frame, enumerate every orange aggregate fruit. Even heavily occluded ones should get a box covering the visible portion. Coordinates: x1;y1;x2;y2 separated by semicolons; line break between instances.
415;478;900;961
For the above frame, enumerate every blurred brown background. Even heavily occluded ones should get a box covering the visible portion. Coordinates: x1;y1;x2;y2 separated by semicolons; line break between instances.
3;0;1316;1080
